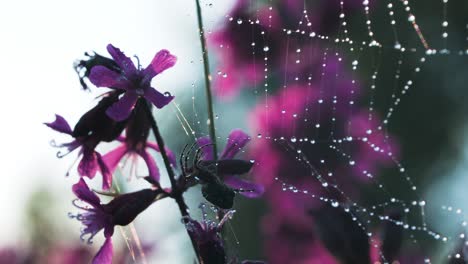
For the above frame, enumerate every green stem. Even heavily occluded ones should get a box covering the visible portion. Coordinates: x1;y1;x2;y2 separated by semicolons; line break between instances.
194;0;230;237
143;104;202;264
195;0;218;160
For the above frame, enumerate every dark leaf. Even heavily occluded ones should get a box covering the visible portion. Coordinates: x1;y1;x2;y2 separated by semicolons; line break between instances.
202;183;235;209
105;189;157;226
74;51;120;90
72;92;127;141
311;205;370;264
381;211;403;262
200;159;253;175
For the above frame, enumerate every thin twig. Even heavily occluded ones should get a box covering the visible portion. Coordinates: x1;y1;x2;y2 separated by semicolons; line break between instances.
143;103;202;263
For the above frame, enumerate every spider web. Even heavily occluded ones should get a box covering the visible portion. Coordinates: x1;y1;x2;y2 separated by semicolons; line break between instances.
165;0;468;262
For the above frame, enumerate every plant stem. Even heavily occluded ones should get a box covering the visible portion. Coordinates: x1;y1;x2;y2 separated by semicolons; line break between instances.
143;104;202;263
195;0;218;160
194;0;230;235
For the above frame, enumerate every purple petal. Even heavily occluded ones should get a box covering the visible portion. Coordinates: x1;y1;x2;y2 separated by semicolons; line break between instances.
96;152;112;190
184;217;205;239
106;92;139;121
146;141;177;167
72;178;101;207
78;150;98;178
106;44;137;77
60;140;82;153
144;87;173;109
89;66;131;90
224;175;264;198
139;150;160;182
92;237;113;264
102;144;128;175
44;114;72;134
220;129;250;159
143;49;177;78
196;136;214;160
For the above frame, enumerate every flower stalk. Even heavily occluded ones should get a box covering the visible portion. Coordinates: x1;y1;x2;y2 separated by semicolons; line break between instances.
195;0;218;160
142;103;203;263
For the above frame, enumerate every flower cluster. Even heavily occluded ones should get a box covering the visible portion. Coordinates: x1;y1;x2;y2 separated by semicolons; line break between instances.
47;44;264;263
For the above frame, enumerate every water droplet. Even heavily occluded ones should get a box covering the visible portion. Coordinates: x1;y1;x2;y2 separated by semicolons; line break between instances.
263;46;270;52
136;88;145;95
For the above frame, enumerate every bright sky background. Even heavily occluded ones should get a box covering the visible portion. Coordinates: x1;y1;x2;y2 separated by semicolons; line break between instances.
0;0;232;262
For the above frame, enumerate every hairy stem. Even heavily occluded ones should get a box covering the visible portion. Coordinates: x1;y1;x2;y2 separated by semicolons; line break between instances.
195;0;218;160
143;104;202;263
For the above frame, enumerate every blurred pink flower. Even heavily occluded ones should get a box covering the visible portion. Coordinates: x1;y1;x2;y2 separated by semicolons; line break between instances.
209;0;283;99
249;84;396;192
248;82;397;262
262;210;338;264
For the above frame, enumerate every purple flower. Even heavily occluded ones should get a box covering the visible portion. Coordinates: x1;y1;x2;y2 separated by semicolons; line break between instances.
102;100;176;184
184;210;232;264
45;92;130;189
45;114;113;190
196;129;264;198
88;44;176;121
71;178;157;264
184;205;265;264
